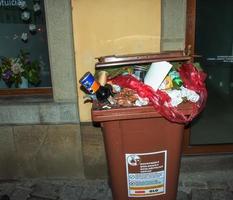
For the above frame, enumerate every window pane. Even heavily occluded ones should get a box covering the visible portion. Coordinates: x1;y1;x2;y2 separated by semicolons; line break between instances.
0;0;51;89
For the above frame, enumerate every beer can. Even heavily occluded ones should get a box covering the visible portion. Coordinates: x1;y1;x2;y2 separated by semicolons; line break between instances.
79;72;100;94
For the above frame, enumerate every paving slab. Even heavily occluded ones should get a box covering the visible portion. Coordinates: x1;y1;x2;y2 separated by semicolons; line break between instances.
0;183;16;197
191;189;211;200
30;182;62;200
59;184;83;200
104;189;113;200
211;190;233;200
176;190;190;200
183;181;207;189
11;187;31;200
79;180;109;200
207;181;229;190
228;180;233;191
27;197;51;200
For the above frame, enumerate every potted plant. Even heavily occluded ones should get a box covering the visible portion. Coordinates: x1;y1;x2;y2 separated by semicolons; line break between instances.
0;50;41;88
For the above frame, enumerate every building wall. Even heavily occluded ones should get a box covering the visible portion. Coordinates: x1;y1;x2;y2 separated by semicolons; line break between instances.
0;125;83;179
0;0;187;179
80;0;188;179
72;0;162;122
161;0;186;51
0;0;84;179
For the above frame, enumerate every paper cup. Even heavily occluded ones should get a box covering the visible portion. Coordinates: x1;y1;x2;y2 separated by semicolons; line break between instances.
144;61;172;91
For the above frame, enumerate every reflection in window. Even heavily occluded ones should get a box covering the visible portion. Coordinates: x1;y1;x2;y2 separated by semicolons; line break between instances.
0;0;51;89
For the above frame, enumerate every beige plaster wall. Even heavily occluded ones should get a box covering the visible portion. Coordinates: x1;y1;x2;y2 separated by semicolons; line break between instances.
72;0;161;122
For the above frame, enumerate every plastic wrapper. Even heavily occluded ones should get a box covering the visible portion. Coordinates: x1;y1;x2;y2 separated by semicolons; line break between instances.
111;63;207;124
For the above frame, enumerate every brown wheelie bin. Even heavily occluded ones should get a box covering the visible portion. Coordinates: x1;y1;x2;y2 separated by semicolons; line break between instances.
92;51;192;200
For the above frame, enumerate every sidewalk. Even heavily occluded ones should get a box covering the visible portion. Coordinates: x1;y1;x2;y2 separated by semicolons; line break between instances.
0;154;233;200
178;154;233;200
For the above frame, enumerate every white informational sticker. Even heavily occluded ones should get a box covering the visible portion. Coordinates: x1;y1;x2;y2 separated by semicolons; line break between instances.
125;150;167;198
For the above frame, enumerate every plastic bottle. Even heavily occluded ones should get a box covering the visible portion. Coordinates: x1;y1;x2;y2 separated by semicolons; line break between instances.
169;69;183;88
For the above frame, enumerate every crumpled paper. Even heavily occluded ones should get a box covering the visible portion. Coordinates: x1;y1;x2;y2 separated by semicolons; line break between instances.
165;86;200;107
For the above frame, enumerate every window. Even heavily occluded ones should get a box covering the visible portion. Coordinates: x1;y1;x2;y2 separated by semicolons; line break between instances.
0;0;52;95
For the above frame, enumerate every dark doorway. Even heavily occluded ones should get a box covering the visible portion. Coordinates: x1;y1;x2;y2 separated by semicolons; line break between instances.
184;0;233;154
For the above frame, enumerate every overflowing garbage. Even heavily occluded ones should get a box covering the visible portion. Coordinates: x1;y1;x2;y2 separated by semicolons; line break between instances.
79;61;207;123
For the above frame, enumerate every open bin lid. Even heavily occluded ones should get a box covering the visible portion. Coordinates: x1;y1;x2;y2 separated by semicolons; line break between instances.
95;51;191;68
92;51;193;122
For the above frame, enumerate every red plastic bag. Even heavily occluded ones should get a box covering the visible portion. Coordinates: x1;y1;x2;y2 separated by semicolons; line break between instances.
111;63;207;124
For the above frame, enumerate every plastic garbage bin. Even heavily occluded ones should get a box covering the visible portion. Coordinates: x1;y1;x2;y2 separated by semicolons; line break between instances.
91;51;193;200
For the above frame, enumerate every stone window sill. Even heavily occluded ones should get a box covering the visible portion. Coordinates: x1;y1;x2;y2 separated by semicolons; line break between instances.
0;94;54;104
0;87;53;104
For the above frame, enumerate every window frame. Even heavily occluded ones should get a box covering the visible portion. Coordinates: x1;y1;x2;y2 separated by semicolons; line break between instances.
0;87;52;96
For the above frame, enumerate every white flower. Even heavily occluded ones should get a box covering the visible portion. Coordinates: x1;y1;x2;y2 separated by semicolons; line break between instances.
11;58;24;74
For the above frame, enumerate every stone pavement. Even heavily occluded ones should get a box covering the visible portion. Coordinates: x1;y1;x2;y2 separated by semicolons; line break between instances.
0;178;233;200
0;154;233;200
